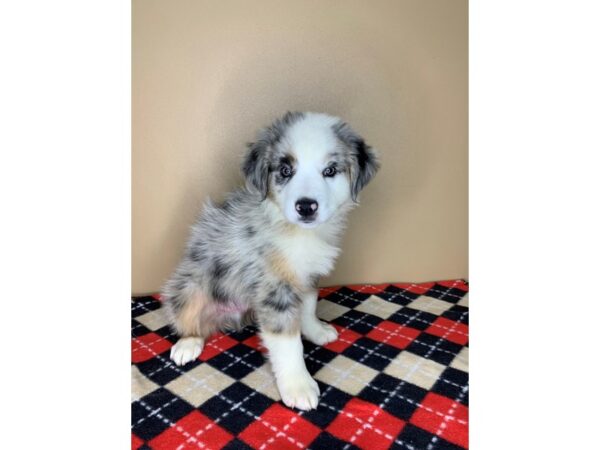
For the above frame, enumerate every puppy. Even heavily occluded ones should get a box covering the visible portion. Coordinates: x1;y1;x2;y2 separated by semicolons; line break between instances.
162;111;379;410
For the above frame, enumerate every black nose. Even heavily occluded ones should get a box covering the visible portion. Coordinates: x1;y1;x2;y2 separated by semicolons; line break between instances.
295;198;319;217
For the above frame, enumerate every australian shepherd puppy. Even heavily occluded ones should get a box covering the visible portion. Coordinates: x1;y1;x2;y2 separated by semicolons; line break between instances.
162;111;379;410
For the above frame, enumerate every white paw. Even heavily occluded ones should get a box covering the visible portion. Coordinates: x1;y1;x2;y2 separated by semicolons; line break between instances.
302;320;339;346
277;372;320;411
170;337;204;366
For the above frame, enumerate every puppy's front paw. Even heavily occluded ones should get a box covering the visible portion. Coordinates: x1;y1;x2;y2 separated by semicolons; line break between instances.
170;337;204;366
277;372;320;411
302;320;339;346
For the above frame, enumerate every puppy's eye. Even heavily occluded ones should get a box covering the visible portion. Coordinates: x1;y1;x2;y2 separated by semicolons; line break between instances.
322;166;337;177
280;165;292;178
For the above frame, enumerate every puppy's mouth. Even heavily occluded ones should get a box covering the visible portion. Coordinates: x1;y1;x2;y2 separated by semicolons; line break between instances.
296;216;319;228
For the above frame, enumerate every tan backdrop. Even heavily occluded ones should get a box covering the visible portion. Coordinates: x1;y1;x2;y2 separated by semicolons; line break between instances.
132;0;468;295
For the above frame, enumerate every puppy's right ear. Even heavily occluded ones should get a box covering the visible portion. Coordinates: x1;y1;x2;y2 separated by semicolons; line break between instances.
242;140;270;200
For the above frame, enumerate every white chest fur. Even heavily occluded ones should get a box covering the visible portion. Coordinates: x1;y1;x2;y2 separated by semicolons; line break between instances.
274;228;340;285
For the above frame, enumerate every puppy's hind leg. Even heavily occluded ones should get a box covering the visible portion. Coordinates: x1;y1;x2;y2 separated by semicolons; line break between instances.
164;287;215;366
171;336;204;366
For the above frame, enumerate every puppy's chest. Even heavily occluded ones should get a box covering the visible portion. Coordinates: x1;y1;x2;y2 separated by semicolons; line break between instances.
274;234;339;284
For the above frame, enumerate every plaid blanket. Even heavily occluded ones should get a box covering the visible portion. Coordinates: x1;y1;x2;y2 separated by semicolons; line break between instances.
132;280;469;450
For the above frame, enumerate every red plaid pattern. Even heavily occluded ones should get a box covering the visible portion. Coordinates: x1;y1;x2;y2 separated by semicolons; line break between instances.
426;318;469;346
239;404;321;450
327;398;406;450
149;411;233;449
132;332;173;364
367;321;421;349
132;280;469;449
323;324;362;353
199;334;240;361
410;393;468;448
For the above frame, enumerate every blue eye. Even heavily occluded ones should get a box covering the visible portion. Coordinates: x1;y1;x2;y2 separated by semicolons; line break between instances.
323;166;337;177
280;165;292;178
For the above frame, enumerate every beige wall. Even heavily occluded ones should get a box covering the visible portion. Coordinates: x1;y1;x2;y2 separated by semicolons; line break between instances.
132;0;468;295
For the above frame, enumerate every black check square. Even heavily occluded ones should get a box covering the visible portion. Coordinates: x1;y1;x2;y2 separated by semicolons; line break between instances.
333;309;384;335
441;304;469;325
342;337;401;371
378;285;420;305
388;307;438;330
358;373;428;421
199;382;272;435
431;367;469;406
222;438;255;450
132;402;164;442
304;385;353;429
423;283;466;304
394;423;465;450
324;286;371;308
131;320;151;338
405;332;464;366
310;432;360;450
131;297;161;318
132;388;194;441
304;344;339;374
136;356;197;386
206;344;264;379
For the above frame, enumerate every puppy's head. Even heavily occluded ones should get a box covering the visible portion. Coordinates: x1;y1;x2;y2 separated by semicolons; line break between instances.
243;112;379;228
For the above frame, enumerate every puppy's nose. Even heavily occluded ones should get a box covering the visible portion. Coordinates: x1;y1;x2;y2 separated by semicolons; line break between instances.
295;198;319;217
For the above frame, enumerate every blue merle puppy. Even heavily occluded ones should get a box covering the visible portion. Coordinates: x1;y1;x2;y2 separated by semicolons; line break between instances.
162;111;379;410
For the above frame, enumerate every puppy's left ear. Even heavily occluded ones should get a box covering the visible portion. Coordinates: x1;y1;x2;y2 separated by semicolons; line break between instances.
242;140;270;200
334;122;380;202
